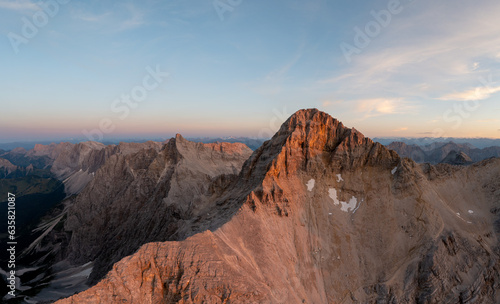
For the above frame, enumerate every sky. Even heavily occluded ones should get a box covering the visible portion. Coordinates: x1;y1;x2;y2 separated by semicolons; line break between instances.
1;0;500;143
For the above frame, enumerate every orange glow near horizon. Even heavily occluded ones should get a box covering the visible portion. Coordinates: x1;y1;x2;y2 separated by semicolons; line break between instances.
2;113;500;143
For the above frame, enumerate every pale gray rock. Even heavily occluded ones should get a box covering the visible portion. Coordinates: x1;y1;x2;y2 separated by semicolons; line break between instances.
59;135;253;284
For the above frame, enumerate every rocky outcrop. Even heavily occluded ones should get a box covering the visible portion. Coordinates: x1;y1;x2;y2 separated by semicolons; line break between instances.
0;158;17;177
56;109;500;304
58;135;253;284
441;150;473;165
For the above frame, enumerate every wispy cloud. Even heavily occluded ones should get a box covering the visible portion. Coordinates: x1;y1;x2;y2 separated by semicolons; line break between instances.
72;3;146;32
265;41;305;82
253;39;306;96
356;98;416;118
438;86;500;101
319;1;500;103
319;73;354;84
322;100;342;107
0;0;38;11
393;127;408;132
118;3;145;31
77;12;112;23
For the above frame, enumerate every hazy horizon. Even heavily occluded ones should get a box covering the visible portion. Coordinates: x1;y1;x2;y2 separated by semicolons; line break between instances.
2;132;500;151
3;133;500;144
3;128;500;144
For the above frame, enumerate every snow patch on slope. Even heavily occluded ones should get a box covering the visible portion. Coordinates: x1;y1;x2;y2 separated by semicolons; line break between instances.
328;188;359;212
341;197;357;212
306;179;315;191
329;188;340;205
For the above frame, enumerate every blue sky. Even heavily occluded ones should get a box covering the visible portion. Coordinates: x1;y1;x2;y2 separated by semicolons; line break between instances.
1;0;500;142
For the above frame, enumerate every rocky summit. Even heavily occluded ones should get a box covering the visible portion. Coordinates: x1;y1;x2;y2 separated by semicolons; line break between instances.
49;109;500;303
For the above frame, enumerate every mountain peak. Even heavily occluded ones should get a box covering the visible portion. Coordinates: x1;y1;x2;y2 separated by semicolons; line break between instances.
274;109;383;163
441;150;473;165
240;109;399;187
279;108;341;132
175;133;185;141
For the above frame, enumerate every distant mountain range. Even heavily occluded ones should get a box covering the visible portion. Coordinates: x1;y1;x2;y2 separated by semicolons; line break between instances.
0;137;267;152
387;141;500;164
4;136;500;154
374;137;500;149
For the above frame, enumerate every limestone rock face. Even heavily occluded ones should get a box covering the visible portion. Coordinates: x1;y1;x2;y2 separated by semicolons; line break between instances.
61;135;253;284
56;109;500;304
53;141;165;194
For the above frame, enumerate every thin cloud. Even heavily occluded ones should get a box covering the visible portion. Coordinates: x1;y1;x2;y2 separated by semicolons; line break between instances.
77;12;112;23
319;73;354;84
265;40;305;82
319;1;500;103
0;0;38;11
321;100;342;107
356;98;416;118
254;39;306;96
438;86;500;101
418;132;435;135
115;3;145;31
393;127;409;132
74;4;146;32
